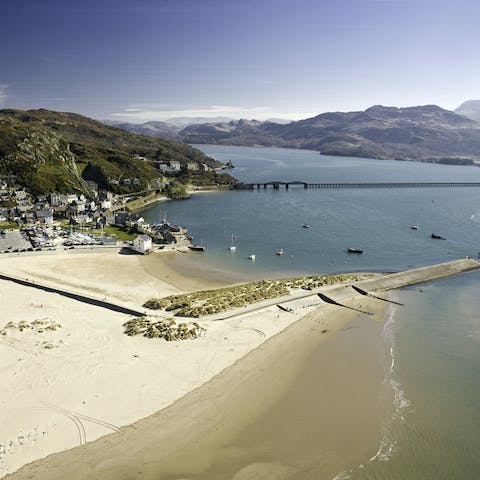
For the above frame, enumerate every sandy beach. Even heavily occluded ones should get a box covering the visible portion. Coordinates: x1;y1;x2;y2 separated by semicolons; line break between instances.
2;251;370;478
3;252;474;479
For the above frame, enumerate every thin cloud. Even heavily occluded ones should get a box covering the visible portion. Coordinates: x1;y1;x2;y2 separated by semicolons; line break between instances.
110;104;317;122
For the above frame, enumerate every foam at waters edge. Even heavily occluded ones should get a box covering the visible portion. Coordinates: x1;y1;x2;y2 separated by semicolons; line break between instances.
370;297;411;462
330;296;410;480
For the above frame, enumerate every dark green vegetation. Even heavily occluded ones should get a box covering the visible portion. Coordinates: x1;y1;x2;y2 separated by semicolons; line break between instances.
144;274;368;318
180;105;480;164
174;169;237;187
0;109;220;196
123;316;204;341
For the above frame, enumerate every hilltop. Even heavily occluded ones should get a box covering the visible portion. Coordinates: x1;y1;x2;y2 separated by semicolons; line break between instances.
179;105;480;165
0;109;221;196
103;120;181;141
455;100;480;122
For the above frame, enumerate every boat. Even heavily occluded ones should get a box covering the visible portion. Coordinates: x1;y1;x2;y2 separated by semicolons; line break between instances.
302;224;311;228
411;216;419;230
189;245;205;251
248;254;256;261
276;249;283;255
347;248;363;254
229;233;236;252
431;233;446;240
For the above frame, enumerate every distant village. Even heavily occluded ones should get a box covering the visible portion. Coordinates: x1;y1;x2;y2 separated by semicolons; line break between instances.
0;168;195;256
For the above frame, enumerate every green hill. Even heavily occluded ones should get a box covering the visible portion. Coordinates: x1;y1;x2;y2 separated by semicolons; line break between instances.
0;108;220;196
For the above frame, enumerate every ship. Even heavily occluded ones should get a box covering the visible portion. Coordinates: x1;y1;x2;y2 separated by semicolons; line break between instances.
346;248;363;254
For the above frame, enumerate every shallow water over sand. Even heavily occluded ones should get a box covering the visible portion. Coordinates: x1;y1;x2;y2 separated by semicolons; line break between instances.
141;147;480;479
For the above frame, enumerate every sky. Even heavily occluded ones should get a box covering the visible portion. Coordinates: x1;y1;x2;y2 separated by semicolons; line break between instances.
1;0;480;122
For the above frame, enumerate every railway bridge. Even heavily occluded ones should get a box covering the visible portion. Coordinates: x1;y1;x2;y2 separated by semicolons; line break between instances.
233;181;480;190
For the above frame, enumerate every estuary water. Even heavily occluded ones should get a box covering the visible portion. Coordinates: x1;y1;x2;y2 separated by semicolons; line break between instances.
141;146;480;479
143;145;480;277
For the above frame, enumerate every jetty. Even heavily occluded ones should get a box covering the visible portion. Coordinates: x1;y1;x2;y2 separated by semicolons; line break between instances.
211;258;480;321
0;259;478;321
234;181;480;190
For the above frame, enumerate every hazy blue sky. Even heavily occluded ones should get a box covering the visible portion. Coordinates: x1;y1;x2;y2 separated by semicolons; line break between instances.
1;0;479;121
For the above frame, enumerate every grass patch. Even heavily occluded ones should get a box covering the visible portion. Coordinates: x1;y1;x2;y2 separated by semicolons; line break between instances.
144;273;372;318
0;220;17;229
123;316;205;341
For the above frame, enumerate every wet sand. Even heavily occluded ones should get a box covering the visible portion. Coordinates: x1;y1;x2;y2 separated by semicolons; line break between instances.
6;297;388;480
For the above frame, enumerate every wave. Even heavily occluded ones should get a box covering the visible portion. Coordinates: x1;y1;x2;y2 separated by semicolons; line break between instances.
332;296;411;479
470;213;480;223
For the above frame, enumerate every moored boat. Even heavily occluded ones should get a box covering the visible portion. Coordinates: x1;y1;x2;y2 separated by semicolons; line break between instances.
276;249;283;255
347;248;363;254
189;245;205;251
431;233;446;240
229;233;236;251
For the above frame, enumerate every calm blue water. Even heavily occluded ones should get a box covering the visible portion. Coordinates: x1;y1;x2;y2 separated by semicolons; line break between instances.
142;146;480;277
142;146;480;479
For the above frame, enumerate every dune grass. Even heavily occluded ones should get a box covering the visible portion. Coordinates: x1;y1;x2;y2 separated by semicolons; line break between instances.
144;273;370;318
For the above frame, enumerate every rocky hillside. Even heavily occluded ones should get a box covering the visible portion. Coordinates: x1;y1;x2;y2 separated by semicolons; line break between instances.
0;109;219;195
180;105;480;164
455;100;480;122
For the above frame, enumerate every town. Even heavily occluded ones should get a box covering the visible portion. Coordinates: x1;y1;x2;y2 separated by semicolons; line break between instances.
0;170;195;256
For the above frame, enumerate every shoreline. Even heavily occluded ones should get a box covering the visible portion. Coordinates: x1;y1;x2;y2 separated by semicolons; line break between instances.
126;186;232;213
3;293;389;480
1;254;478;478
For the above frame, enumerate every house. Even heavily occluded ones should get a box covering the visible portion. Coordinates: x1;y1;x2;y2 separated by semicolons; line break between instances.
168;160;181;171
133;234;152;254
0;214;6;222
199;163;211;172
36;209;54;224
187;162;199;171
100;199;112;210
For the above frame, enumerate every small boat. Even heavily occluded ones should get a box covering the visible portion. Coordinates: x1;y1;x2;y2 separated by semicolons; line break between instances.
189;242;205;251
347;248;363;254
411;225;419;230
229;234;236;252
302;224;311;229
248;254;256;261
431;233;446;240
276;249;283;256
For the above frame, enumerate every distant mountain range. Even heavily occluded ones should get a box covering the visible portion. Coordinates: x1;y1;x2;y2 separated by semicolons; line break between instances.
102;116;292;140
179;105;480;165
455;100;480;122
104;120;182;141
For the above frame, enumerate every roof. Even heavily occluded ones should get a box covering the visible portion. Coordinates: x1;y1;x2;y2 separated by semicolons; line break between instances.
137;234;151;242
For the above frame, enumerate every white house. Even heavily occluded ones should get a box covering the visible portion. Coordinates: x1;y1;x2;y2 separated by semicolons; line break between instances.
133;234;152;254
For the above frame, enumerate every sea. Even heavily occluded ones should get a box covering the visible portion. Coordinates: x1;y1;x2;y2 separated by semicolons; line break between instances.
141;146;480;479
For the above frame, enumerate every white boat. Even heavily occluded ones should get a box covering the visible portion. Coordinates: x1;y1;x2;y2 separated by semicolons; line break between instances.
302;224;311;229
248;254;256;261
276;249;283;255
229;233;236;251
411;216;419;230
